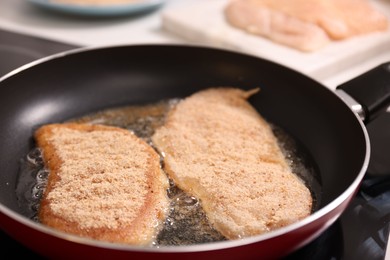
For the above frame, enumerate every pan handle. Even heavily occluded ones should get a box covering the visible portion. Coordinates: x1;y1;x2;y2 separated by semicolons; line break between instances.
336;62;390;123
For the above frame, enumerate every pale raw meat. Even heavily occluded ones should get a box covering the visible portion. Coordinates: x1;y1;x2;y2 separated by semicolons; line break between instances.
224;0;389;51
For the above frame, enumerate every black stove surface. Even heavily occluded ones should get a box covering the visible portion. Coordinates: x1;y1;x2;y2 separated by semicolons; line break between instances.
0;29;77;76
0;28;389;260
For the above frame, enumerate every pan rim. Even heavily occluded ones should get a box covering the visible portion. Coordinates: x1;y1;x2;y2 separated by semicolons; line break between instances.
0;43;370;253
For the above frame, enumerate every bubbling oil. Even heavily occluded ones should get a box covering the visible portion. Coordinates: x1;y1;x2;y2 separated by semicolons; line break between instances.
16;98;321;245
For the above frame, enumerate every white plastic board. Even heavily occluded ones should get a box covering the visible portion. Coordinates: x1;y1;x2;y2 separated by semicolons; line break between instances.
161;0;390;81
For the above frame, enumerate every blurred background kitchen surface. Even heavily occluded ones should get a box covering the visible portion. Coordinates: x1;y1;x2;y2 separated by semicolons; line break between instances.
0;0;188;46
1;0;390;88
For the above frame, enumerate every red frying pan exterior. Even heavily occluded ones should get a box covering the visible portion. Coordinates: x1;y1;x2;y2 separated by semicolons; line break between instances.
0;45;381;259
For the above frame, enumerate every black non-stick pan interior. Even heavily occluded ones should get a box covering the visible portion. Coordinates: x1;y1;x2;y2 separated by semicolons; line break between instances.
0;45;367;219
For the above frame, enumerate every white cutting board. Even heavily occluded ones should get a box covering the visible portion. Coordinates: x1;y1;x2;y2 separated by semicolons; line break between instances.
161;0;390;81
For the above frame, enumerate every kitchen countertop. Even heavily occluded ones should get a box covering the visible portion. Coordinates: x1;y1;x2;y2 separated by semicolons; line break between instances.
0;0;189;46
1;0;390;89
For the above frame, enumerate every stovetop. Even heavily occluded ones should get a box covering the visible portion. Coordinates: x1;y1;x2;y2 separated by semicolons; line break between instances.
0;28;389;260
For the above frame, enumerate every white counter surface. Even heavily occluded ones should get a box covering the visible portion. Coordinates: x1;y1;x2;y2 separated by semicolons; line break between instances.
1;0;390;89
0;0;190;45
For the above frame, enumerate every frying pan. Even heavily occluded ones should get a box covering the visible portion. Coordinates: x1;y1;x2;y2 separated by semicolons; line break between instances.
0;44;389;259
